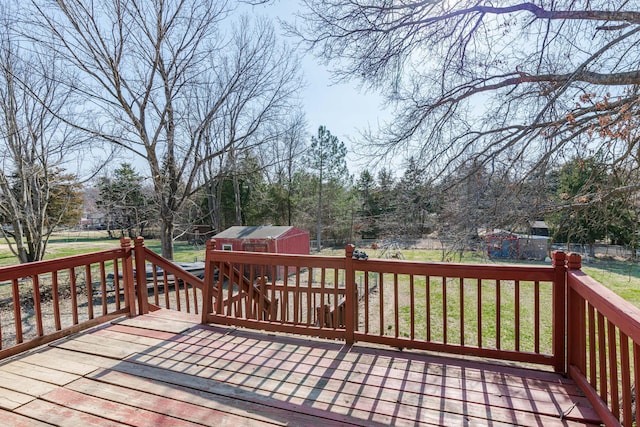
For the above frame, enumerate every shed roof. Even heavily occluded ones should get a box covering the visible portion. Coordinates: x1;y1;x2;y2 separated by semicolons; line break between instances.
213;225;296;240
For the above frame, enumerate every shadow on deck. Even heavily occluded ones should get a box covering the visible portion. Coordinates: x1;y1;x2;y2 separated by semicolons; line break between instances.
0;309;599;426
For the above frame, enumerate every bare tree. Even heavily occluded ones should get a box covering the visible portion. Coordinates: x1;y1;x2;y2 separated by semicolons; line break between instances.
294;2;640;187
0;10;84;262
26;1;302;259
197;16;303;231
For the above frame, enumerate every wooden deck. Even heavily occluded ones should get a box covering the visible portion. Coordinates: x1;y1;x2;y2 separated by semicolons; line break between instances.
0;309;600;426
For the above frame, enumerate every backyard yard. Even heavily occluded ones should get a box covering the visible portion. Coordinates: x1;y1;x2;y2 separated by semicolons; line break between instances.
1;231;640;356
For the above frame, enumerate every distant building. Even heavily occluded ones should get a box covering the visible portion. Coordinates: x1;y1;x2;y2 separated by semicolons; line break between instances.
530;220;549;237
486;231;519;259
213;225;310;254
485;229;549;260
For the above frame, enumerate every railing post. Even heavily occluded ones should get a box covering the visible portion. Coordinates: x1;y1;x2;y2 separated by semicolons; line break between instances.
345;244;356;345
567;252;586;375
201;239;216;324
552;250;567;373
133;237;149;315
120;237;137;317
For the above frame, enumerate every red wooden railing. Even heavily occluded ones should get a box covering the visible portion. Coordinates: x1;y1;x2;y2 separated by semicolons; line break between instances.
202;242;567;371
1;237;638;425
0;238;136;359
132;237;204;315
566;254;640;427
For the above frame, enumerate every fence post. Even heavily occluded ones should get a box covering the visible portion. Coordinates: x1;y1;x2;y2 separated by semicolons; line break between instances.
552;250;567;373
345;244;356;345
201;239;216;324
133;237;149;315
566;252;586;375
120;237;137;317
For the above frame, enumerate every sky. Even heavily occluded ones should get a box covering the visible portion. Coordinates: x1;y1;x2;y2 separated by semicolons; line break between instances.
251;1;393;173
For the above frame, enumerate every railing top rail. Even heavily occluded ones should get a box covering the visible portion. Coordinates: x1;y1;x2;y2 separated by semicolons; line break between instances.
357;258;556;280
207;249;347;269
140;246;205;288
207;248;556;281
568;269;640;344
0;248;127;281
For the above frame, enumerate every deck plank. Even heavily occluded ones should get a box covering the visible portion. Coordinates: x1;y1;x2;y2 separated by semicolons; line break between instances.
40;387;209;427
0;386;36;410
67;376;286;427
0;360;80;386
15;399;125;427
83;368;367;427
95;327;598;423
115;314;196;334
51;333;149;359
0;311;602;426
0;408;53;426
0;369;59;397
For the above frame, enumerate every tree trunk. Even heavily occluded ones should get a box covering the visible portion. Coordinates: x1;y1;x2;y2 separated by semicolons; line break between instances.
160;216;174;260
233;172;242;225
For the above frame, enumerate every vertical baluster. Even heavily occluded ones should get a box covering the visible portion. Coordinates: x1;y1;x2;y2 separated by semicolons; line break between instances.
619;331;631;427
534;281;540;353
293;267;300;324
307;267;313;325
227;263;234;316
32;274;43;336
283;268;290;323
184;277;191;314
174;271;182;312
11;278;22;344
85;265;94;320
607;321;619;419
113;261;121;310
459;277;464;346
270;265;278;321
634;343;639;427
588;304;596;386
426;276;431;342
99;262;107;316
394;273;399;338
163;265;170;309
379;273;384;336
152;265;160;306
258;264;266;320
442;277;447;344
364;272;369;334
319;268;326;327
70;268;78;325
477;278;481;348
193;282;199;315
52;271;61;330
248;264;256;320
496;279;501;350
333;268;339;328
597;311;608;404
409;275;415;341
514;280;520;352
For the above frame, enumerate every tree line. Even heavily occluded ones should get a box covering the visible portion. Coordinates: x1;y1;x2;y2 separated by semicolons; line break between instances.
92;147;640;259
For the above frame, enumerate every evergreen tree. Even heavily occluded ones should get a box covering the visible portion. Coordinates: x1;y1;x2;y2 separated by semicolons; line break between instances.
96;164;152;238
304;126;350;250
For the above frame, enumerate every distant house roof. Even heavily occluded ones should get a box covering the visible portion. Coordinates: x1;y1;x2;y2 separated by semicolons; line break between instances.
531;220;548;229
213;225;297;240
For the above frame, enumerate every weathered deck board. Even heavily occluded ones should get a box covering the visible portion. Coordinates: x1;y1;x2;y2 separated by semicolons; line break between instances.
0;387;35;410
97;325;598;423
0;360;80;386
0;408;52;426
0;310;601;426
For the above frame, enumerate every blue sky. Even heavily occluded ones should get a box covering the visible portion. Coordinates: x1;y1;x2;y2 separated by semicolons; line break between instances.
251;1;392;172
